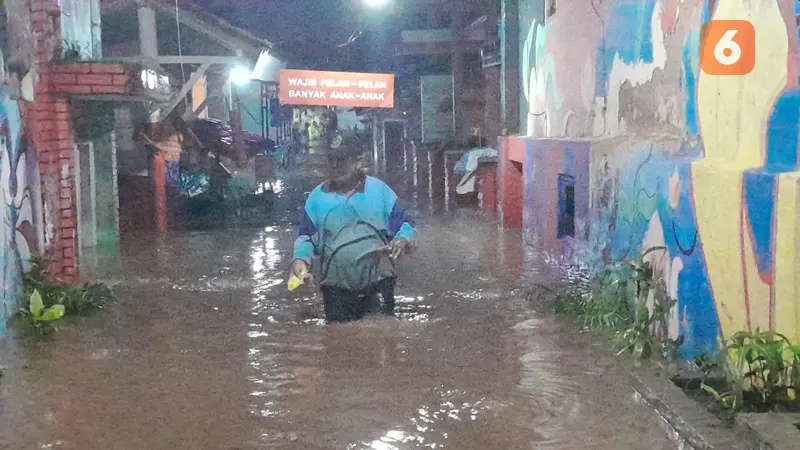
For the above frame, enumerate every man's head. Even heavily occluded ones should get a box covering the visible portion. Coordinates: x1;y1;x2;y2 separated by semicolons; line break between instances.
325;146;363;184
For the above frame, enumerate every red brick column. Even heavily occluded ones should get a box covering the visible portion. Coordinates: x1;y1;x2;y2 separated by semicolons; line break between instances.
24;0;76;280
24;1;132;281
22;0;129;281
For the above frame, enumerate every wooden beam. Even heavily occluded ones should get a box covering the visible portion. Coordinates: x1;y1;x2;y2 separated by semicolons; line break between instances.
114;55;247;65
395;40;481;56
160;62;212;119
70;95;156;103
102;0;285;60
142;0;267;56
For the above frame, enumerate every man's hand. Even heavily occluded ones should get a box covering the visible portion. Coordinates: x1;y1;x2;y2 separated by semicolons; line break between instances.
290;259;311;280
388;238;411;261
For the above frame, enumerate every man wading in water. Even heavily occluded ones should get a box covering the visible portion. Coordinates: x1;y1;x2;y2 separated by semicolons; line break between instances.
289;146;415;322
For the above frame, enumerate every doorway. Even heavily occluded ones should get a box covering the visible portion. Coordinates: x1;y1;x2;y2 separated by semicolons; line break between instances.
383;120;406;173
75;134;121;277
75;141;97;272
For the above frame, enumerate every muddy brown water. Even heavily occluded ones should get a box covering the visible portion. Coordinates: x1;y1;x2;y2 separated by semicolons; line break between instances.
0;176;674;449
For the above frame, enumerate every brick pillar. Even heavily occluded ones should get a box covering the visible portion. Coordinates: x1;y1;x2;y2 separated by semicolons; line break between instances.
25;1;78;280
23;1;132;281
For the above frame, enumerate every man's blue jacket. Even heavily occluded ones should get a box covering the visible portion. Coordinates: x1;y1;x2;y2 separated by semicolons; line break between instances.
293;175;415;290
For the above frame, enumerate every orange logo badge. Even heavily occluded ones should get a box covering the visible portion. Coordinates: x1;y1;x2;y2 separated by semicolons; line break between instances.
700;20;755;75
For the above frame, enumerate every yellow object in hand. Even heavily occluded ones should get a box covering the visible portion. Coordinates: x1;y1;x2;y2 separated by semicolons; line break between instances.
287;275;304;291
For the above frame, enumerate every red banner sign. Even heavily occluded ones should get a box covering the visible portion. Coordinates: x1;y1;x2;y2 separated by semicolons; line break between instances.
279;69;394;108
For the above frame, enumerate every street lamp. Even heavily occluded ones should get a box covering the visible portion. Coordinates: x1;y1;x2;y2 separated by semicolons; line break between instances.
229;66;252;86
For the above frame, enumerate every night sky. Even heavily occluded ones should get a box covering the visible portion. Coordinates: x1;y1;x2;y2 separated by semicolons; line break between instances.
200;0;393;71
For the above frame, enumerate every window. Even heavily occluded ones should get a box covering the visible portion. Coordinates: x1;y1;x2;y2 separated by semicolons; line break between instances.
557;174;575;239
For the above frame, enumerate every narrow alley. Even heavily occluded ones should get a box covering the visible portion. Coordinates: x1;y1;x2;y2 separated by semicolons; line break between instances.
2;0;798;448
0;178;673;449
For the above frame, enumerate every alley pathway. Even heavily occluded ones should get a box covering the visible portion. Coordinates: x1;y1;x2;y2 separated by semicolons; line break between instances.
0;194;674;449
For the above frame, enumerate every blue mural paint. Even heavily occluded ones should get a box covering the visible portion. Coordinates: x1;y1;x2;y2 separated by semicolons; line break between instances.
590;146;720;358
742;172;775;279
682;31;701;140
738;88;800;281
523;140;539;246
607;147;663;260
701;0;713;23
595;0;658;96
764;89;800;171
563;146;575;176
0;89;32;335
671;162;720;358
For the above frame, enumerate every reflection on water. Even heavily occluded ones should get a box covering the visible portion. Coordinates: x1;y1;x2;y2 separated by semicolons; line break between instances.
0;177;674;449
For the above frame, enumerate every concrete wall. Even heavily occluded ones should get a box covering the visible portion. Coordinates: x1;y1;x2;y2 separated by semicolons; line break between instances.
502;0;800;358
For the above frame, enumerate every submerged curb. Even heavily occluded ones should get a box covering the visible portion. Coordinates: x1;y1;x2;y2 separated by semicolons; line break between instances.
735;413;800;450
628;370;755;449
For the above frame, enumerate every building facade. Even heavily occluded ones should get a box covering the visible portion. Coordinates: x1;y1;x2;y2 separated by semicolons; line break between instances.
0;0;147;332
389;0;500;145
497;0;800;358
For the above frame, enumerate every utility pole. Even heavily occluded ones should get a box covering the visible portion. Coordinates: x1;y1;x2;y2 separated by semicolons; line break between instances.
229;50;248;168
229;89;248;167
137;1;169;233
500;0;520;136
451;10;465;143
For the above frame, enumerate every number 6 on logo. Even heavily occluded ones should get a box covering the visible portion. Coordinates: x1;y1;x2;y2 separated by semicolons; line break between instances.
700;20;755;75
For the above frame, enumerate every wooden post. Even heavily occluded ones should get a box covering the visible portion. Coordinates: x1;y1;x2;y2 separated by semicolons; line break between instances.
138;6;167;233
451;10;465;143
138;5;158;58
500;0;520;135
152;150;168;233
230;94;248;167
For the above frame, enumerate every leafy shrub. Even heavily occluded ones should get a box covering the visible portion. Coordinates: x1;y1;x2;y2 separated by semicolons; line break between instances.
614;248;682;363
8;257;116;337
535;246;682;364
23;257;115;316
701;330;800;413
535;260;632;331
11;290;66;336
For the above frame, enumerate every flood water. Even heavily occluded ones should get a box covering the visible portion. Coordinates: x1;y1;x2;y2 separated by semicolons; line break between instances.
0;169;674;449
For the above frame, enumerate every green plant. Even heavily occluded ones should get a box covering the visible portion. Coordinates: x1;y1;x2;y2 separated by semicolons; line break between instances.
615;278;682;363
23;255;51;286
547;291;630;330
23;256;115;316
610;247;682;364
538;246;683;364
536;259;633;330
13;289;66;336
701;330;800;413
57;40;83;64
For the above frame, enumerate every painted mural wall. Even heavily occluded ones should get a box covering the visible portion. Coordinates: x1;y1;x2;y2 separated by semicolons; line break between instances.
514;0;800;358
0;89;41;334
